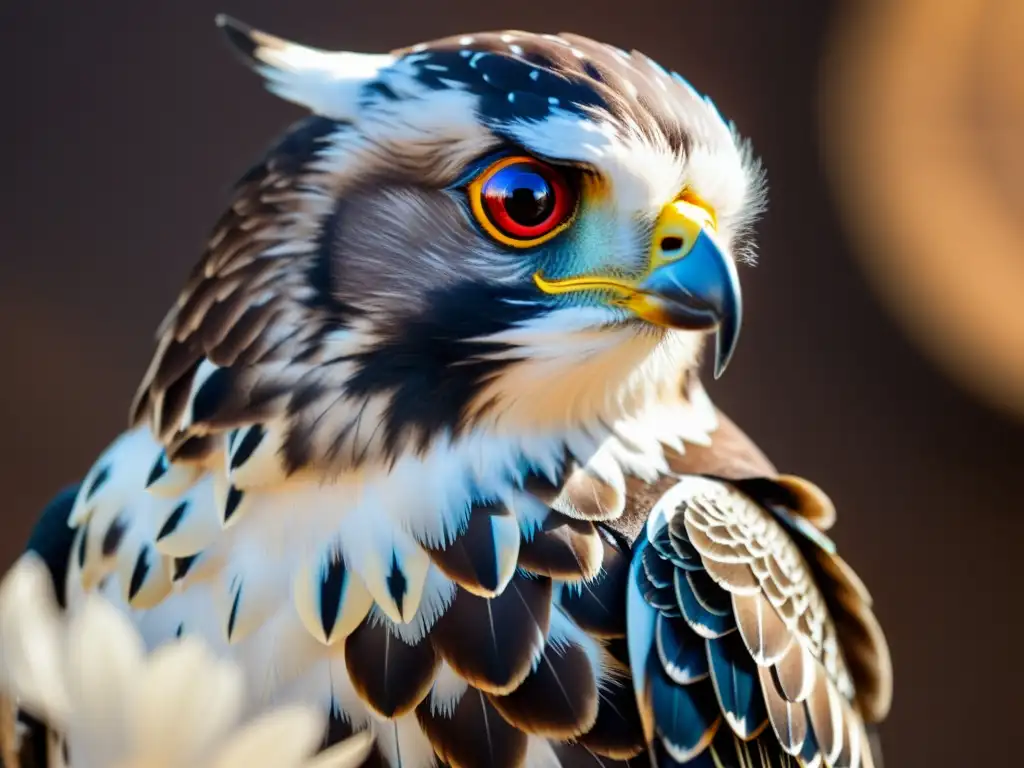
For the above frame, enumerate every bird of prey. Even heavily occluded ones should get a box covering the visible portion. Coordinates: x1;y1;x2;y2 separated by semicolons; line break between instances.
9;16;892;768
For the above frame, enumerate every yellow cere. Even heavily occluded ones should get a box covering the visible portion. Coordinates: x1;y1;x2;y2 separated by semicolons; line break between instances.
646;196;716;272
678;189;718;231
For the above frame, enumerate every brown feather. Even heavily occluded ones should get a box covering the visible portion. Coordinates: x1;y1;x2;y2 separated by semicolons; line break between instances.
551;743;643;767
180;265;274;341
174;266;259;337
831;606;892;723
733;592;793;667
522;468;565;507
863;726;881;768
774;475;837;531
343;618;439;718
764;556;798;599
552;466;625;522
806;671;844;765
488;640;599;738
773;638;816;703
208;303;284;366
416;688;528;768
757;665;807;756
575;674;646;759
665;409;778;480
150;336;205;393
812;551;892;722
165;434;217;465
609;405;776;544
700;558;762;597
834;701;863;768
424;503;519;598
429;573;552;694
558;528;629;638
703;728;806;768
815;551;873;608
156;367;200;439
129;116;338;451
682;518;746;564
518;511;603;582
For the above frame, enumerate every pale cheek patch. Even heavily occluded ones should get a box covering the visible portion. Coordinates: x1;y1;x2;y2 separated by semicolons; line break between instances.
474;306;623;349
463;306;705;433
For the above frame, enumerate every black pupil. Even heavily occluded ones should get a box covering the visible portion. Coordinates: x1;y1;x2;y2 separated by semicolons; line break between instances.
488;166;555;227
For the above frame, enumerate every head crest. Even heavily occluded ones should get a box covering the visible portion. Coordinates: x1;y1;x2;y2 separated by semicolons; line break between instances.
215;14;394;119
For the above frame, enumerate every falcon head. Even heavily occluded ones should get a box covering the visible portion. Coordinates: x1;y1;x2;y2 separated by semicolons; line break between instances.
133;18;766;469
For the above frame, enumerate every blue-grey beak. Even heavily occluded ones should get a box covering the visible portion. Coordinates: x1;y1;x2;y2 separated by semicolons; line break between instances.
636;229;742;378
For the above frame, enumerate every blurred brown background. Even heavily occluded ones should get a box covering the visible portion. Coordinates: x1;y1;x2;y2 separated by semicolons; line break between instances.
0;1;1020;765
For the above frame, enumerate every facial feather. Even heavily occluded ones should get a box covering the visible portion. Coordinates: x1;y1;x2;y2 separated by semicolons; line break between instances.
51;28;782;768
132;25;764;477
327;185;528;319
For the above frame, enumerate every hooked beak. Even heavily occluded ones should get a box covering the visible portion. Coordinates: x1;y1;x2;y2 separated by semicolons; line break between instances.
533;196;742;378
630;199;742;378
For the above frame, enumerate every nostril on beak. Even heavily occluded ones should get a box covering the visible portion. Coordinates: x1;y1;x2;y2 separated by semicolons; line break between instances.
660;236;684;254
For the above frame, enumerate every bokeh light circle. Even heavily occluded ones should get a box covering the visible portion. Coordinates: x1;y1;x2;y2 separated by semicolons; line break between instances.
822;0;1024;418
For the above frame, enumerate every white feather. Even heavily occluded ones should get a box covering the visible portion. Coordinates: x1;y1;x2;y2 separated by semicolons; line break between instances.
223;19;394;121
152;474;220;558
426;662;466;718
366;565;456;645
525;737;563;767
370;713;435;768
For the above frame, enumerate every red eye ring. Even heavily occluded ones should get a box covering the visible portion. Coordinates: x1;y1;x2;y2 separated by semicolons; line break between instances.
468;156;578;247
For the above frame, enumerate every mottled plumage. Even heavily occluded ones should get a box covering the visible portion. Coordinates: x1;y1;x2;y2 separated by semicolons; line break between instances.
627;475;890;768
4;15;890;768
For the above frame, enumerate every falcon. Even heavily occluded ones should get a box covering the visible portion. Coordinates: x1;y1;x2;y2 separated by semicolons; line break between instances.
7;16;893;768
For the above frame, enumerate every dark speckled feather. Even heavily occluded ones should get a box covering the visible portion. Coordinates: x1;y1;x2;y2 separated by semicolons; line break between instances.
343;617;440;718
425;502;519;597
126;119;347;470
488;637;599;738
553;743;644;767
416;688;527;768
558;526;631;637
575;673;646;759
393;30;693;159
518;511;603;582
429;572;552;694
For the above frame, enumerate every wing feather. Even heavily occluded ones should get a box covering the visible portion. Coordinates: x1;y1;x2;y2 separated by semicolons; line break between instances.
626;474;890;767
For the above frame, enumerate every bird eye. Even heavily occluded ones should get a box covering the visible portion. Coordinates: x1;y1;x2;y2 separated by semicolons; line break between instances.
468;156;577;247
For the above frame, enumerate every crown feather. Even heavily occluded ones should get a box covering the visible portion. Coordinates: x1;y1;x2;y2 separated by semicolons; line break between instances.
214;14;394;119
